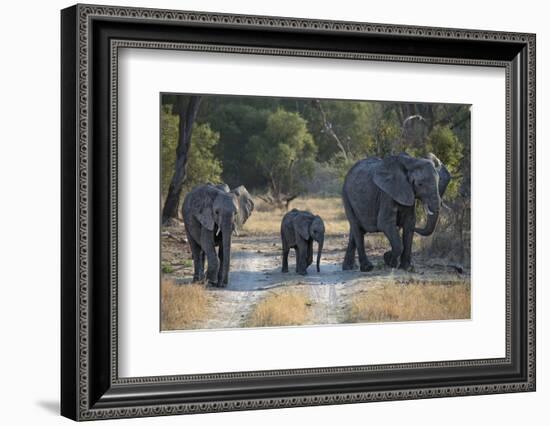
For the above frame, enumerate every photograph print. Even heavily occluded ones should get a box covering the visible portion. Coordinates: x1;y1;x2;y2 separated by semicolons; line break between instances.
160;93;471;331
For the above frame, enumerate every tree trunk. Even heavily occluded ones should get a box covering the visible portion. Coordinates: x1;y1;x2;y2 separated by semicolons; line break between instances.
161;96;202;224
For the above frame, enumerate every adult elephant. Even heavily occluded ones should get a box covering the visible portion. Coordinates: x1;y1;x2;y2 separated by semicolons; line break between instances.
280;209;325;275
182;183;254;287
342;152;450;272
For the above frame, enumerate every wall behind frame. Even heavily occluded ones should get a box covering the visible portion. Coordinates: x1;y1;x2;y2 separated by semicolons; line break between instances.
0;0;545;425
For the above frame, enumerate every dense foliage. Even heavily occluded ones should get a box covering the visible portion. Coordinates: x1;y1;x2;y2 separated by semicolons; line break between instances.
161;95;471;263
161;105;222;195
249;109;317;199
161;95;470;202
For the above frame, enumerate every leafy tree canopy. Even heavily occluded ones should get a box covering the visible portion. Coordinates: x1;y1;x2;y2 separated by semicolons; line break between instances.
161;105;222;196
249;108;316;198
161;95;470;204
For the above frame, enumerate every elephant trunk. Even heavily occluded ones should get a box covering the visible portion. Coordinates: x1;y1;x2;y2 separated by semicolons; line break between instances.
316;237;324;272
415;198;440;236
221;218;232;285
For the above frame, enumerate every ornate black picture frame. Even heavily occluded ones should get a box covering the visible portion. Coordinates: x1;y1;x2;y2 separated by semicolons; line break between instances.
61;4;536;421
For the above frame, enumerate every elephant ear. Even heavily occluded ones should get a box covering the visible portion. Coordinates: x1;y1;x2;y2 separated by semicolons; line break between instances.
294;214;311;241
212;182;230;192
373;156;415;206
187;185;217;231
427;153;451;197
232;185;254;227
313;215;325;233
195;206;215;231
438;164;451;197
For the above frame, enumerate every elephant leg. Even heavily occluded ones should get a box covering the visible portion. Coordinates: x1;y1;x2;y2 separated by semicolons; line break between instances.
383;250;393;266
342;231;357;270
379;223;403;268
282;241;289;273
295;240;308;275
200;229;219;286
186;230;203;282
349;221;373;272
306;239;313;268
344;195;372;272
199;250;206;278
400;215;415;270
217;244;224;285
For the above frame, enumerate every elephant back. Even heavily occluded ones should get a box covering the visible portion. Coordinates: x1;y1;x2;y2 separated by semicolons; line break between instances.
281;209;315;232
282;208;314;223
183;184;222;214
343;157;382;194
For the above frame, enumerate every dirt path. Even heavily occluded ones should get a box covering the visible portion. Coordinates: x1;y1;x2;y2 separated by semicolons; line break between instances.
200;251;273;329
200;237;370;329
307;282;341;325
164;232;470;330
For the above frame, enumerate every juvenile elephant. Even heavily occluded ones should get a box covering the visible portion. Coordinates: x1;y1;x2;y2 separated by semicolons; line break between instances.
342;152;450;271
182;183;254;287
281;209;325;275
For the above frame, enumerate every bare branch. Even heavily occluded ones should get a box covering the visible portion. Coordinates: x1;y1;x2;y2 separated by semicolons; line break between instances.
402;114;426;129
284;193;299;211
313;100;349;160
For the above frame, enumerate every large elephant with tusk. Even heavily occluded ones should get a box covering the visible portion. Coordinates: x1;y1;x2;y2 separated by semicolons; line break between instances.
182;183;254;287
341;152;451;272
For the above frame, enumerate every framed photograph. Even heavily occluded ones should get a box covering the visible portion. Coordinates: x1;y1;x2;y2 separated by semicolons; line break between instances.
61;4;536;421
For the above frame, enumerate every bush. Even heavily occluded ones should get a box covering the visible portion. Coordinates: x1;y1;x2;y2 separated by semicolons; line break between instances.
417;205;471;266
184;123;223;191
160;105;222;197
249;109;317;197
305;161;343;196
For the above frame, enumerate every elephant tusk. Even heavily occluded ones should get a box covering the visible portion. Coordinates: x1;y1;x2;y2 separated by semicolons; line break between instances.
424;204;435;216
216;227;221;236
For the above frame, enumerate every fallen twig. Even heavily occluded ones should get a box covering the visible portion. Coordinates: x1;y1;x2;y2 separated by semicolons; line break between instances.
427;263;464;274
162;231;187;244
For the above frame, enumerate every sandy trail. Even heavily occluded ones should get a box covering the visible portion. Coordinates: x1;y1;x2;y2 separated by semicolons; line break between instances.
307;281;341;325
167;233;469;330
200;236;369;329
200;250;273;329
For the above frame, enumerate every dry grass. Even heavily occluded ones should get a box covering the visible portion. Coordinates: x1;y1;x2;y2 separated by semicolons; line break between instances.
346;281;470;323
161;279;211;330
244;196;348;236
246;289;312;327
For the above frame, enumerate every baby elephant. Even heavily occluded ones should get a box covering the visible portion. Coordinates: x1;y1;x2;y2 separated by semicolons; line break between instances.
281;209;325;275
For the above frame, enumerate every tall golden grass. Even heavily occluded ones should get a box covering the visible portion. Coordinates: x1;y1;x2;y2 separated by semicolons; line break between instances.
246;290;311;327
160;279;211;330
243;196;348;236
346;281;470;323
